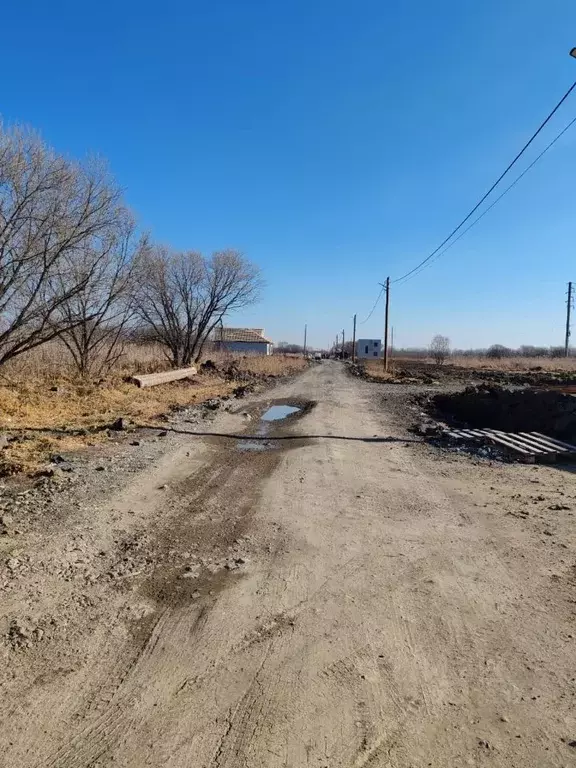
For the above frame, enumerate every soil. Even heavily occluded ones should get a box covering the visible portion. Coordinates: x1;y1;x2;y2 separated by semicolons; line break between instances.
356;358;576;388
2;362;576;767
429;385;576;441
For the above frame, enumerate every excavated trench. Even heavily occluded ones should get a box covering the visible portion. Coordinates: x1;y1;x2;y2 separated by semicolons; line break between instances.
431;386;576;441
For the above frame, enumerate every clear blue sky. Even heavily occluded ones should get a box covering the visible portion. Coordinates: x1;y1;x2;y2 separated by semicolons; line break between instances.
4;0;576;349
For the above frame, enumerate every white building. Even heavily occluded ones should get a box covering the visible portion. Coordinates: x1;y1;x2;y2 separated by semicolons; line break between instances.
356;338;381;359
214;327;273;355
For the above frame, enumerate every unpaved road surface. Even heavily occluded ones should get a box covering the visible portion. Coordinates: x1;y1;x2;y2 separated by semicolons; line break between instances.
2;361;576;767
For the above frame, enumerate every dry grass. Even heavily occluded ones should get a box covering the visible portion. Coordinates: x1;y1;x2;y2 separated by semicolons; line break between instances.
363;355;576;379
362;360;399;380
220;353;308;377
0;376;235;475
446;355;576;372
0;343;308;475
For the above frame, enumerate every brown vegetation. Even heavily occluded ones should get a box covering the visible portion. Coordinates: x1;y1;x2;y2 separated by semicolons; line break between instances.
0;344;307;475
446;355;576;371
367;355;576;375
362;360;399;380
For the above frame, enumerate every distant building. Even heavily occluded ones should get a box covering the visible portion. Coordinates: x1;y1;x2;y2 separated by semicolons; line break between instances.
214;327;273;355
356;338;381;359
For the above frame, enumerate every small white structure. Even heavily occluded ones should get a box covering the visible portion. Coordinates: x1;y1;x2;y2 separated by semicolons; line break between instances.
356;338;381;359
214;327;273;355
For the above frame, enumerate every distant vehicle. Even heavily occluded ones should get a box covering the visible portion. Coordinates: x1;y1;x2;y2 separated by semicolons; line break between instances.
314;352;322;361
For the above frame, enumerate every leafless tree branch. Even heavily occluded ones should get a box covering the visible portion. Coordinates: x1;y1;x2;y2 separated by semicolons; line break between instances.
0;122;122;366
132;247;262;367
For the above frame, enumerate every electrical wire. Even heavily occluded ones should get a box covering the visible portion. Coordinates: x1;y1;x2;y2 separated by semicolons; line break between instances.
394;113;576;286
358;286;384;324
392;78;576;284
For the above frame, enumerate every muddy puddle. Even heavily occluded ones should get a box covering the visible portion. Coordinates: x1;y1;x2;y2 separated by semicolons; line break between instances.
236;403;305;452
261;405;301;421
236;440;272;452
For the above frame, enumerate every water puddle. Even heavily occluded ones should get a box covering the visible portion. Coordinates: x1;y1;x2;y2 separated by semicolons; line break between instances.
235;403;303;453
261;405;301;422
236;440;271;452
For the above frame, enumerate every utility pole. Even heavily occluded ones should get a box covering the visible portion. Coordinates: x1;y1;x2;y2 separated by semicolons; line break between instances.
352;314;357;363
380;277;390;371
566;282;573;357
342;329;345;358
303;324;307;357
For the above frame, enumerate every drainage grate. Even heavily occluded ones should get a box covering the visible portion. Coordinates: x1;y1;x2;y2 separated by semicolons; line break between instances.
444;429;576;464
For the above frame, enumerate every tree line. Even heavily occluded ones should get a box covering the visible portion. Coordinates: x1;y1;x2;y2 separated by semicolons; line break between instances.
0;123;262;376
397;341;569;362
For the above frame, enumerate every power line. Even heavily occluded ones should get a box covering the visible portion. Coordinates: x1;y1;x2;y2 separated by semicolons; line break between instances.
394;113;576;286
392;78;576;285
358;286;384;324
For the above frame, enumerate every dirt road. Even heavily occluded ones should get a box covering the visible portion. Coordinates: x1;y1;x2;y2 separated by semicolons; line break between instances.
3;362;576;766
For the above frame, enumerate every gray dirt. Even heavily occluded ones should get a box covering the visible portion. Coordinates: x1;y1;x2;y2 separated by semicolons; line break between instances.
1;361;576;767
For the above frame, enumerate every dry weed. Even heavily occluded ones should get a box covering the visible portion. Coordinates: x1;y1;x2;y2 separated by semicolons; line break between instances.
362;360;399;380
227;354;308;376
0;345;307;474
445;356;576;372
0;376;236;475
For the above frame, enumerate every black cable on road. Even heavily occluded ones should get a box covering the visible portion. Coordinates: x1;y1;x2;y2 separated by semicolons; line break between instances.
392;78;576;284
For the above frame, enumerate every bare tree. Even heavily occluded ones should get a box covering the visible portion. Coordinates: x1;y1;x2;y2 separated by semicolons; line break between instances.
133;247;262;367
430;334;450;365
192;250;263;362
0;122;121;365
486;344;513;359
277;342;304;354
51;212;146;376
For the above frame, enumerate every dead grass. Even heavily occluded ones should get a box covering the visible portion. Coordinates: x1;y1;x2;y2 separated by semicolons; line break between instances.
362;360;399;380
363;355;576;380
0;343;308;475
0;376;236;475
446;355;576;372
223;353;308;376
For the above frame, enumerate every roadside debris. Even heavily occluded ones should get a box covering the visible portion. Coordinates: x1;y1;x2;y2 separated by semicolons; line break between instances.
441;428;576;464
431;385;576;441
130;367;198;388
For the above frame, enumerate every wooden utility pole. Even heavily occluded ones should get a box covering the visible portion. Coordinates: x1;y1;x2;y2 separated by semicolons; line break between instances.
566;282;573;357
303;324;307;357
382;277;390;371
352;314;357;363
342;329;345;358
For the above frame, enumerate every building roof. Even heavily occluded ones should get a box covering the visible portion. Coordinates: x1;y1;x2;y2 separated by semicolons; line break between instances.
215;327;272;344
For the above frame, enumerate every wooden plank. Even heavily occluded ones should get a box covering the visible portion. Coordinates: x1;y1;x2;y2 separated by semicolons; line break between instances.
445;430;476;439
131;367;197;388
495;432;557;462
487;429;548;453
531;432;576;453
480;430;535;460
518;432;572;453
487;430;549;455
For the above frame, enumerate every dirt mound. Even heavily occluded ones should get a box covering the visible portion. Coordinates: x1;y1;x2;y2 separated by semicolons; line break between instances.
430;385;576;440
